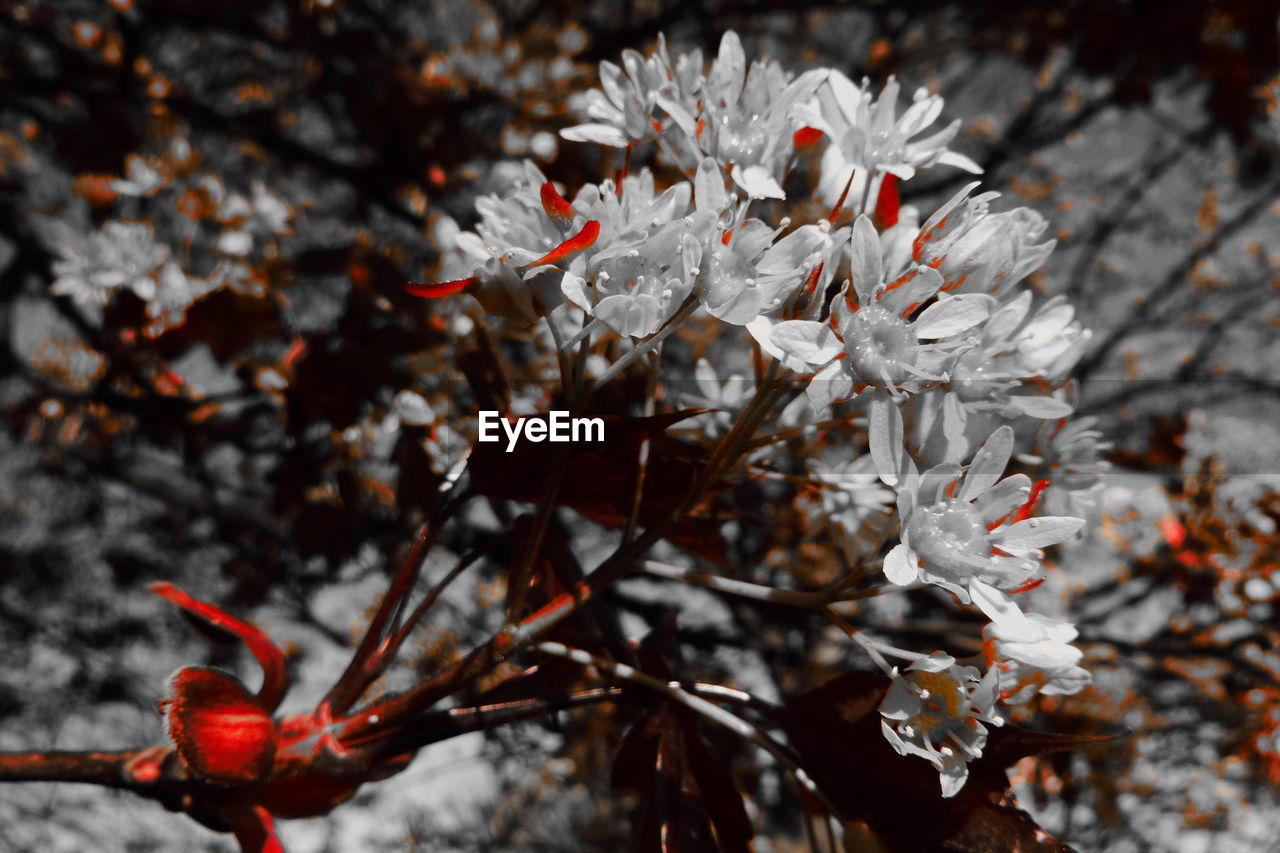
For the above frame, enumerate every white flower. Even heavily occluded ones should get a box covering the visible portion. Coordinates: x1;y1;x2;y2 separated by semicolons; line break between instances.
768;214;991;410
690;32;826;199
879;651;1002;797
884;425;1085;602
560;168;695;336
110;154;168;197
51;221;170;305
971;579;1092;704
913;183;1055;299
1017;416;1112;519
438;161;592;322
561;34;699;148
804;72;981;207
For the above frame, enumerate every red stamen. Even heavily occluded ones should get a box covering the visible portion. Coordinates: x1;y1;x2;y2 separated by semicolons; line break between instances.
282;336;307;368
721;228;734;246
525;220;600;268
803;261;825;295
405;277;480;298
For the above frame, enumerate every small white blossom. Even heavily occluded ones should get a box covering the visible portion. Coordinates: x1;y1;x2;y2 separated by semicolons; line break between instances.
879;651;1002;797
51;221;170;305
971;579;1092;704
885;425;1085;602
913;183;1055;299
768;214;991;411
803;72;981;207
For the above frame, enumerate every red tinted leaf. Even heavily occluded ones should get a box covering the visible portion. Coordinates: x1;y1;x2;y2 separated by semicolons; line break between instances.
467;410;727;562
151;582;287;711
160;667;277;785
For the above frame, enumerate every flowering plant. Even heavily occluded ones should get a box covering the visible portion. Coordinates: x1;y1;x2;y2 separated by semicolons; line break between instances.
3;26;1119;853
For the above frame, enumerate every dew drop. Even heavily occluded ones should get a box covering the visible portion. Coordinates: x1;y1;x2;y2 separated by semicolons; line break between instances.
1028;519;1040;528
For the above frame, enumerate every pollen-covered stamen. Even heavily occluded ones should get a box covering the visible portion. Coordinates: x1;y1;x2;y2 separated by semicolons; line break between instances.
539;182;577;229
843;303;918;386
523;220;601;268
405;277;480;298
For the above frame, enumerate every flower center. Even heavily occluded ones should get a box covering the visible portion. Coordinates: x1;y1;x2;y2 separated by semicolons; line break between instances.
843;303;916;385
907;498;990;576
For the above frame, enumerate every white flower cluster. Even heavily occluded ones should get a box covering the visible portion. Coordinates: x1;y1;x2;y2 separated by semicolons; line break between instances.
48;145;293;335
428;32;1104;798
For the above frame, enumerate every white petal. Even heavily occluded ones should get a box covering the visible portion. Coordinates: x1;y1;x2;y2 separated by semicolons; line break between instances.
560;123;630;147
884;543;918;585
960;425;1013;502
869;394;904;487
731;163;786;200
769;320;842;365
849;214;883;303
989;516;1085;549
1005;395;1075;419
913;293;993;339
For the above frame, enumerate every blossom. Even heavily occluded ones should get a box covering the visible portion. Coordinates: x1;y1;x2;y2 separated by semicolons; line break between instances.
1017;416;1112;518
51;220;170;304
803;72;981;206
767;214;991;410
913;183;1055;298
879;651;1002;797
428;161;597;323
797;451;896;564
561;34;700;148
688;32;825;199
884;424;1085;602
971;579;1092;704
559;168;695;336
110;154;168;197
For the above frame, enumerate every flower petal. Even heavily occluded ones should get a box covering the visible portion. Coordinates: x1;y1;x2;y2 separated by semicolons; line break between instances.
960;425;1013;502
989;516;1085;549
769;320;842;365
884;543;918;585
913;293;993;339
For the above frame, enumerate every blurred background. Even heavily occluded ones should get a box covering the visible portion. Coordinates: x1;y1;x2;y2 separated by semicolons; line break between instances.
1;1;1278;850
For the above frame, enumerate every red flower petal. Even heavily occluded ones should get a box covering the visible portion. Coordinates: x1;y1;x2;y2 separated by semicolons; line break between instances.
525;220;600;268
405;277;479;298
539;181;577;226
792;126;823;150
